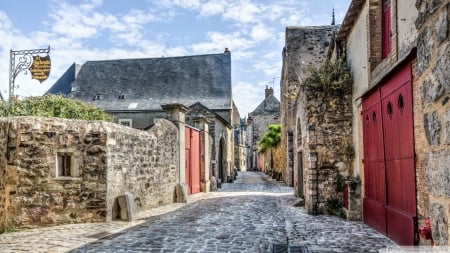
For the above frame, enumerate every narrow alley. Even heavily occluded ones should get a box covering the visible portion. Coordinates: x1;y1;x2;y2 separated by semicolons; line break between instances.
0;172;395;253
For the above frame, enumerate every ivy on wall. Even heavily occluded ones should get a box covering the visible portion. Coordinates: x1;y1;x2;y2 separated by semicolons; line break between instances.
303;57;352;95
0;95;112;121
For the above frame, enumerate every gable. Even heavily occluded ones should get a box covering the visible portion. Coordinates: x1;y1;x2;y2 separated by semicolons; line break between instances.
250;95;280;116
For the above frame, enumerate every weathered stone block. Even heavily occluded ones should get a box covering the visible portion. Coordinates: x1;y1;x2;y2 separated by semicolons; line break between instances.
425;150;450;196
417;26;434;76
436;6;449;43
445;110;450;144
432;43;450;95
174;183;187;203
424;111;441;145
422;79;444;105
117;192;135;222
429;202;448;246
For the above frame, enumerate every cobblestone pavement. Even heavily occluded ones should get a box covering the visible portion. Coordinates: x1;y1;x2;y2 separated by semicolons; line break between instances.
0;171;396;253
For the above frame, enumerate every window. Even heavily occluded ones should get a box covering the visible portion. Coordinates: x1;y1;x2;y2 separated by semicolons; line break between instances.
119;119;132;127
94;94;102;100
57;153;72;177
119;94;125;99
382;0;391;58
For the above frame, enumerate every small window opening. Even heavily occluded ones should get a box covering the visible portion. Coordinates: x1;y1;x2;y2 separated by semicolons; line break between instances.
94;94;101;100
57;153;72;177
387;101;393;118
398;94;405;113
119;94;125;99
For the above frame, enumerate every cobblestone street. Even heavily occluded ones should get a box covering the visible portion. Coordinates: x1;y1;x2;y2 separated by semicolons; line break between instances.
0;171;395;252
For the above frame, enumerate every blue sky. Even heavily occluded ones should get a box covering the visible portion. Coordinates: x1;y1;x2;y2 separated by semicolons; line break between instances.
0;0;350;116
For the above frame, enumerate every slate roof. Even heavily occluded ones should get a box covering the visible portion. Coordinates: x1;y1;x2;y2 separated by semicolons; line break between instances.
47;52;232;111
249;94;280;116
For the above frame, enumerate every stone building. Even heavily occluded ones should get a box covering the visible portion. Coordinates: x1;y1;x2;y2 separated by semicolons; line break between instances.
0;108;211;231
234;118;247;172
412;0;450;246
47;51;235;186
336;0;427;246
246;86;280;172
281;0;450;246
280;25;340;198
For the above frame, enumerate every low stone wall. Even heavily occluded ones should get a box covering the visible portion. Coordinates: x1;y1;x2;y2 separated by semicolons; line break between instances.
0;116;179;231
105;119;178;221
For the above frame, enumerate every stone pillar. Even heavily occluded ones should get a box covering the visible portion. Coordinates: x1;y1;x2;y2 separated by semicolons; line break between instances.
344;178;362;221
193;116;211;193
162;103;189;203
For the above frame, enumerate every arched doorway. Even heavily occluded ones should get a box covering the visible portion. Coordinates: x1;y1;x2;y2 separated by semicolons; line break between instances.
218;138;225;182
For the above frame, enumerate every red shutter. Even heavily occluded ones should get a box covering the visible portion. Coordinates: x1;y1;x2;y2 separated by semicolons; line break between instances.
382;0;391;58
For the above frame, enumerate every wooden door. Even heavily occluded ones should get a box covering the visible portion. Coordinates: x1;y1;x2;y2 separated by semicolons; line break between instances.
380;64;416;245
362;63;417;245
185;127;201;194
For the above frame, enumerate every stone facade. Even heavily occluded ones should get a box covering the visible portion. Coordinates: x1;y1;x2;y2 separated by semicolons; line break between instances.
233;103;247;172
294;86;353;215
280;26;339;199
332;0;450;245
187;103;234;184
0;116;179;231
415;0;450;245
246;87;280;173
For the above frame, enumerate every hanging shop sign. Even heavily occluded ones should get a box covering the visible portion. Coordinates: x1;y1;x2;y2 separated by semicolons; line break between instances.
29;55;51;82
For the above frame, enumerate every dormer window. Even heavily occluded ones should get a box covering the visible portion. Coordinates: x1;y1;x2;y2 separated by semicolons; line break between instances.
119;94;125;99
94;94;101;100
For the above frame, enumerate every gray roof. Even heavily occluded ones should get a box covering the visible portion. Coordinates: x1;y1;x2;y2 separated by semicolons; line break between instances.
47;52;232;111
249;95;280;116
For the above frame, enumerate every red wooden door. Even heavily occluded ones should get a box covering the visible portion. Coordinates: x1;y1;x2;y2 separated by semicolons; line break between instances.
185;127;201;194
190;129;201;194
362;63;416;245
380;64;416;245
185;127;192;194
362;90;387;235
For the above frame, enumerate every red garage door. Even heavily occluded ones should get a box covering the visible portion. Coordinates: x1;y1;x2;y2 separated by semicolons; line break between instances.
362;63;417;245
185;127;201;194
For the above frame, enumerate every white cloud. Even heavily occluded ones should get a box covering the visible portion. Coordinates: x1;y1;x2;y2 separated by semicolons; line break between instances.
250;23;273;41
199;1;224;16
192;31;254;55
232;81;264;116
223;0;261;24
157;0;201;9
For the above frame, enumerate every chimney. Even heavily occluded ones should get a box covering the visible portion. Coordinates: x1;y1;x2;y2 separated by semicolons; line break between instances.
247;116;253;126
224;48;230;53
265;85;274;98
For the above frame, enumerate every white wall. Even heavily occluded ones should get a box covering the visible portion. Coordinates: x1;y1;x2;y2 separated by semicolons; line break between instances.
397;0;419;58
346;2;369;178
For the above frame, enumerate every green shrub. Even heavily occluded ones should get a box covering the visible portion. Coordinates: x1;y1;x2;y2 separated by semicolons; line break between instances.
303;57;352;95
326;197;346;219
0;95;112;121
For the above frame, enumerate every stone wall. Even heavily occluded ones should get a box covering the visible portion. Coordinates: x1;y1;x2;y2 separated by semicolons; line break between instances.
105;119;178;221
295;87;353;215
0;116;179;231
415;0;450;245
281;25;338;193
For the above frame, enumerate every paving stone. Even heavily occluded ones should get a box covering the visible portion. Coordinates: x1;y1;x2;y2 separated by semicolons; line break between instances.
0;171;395;252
